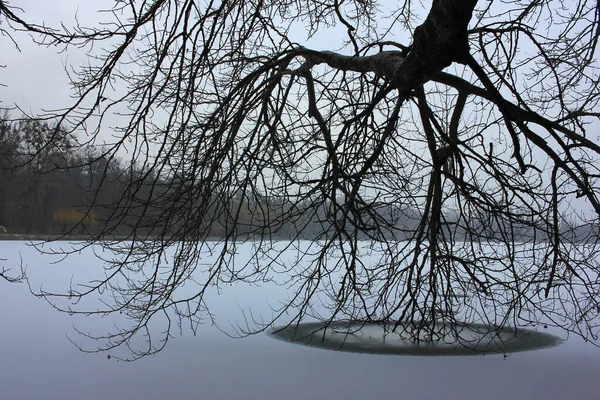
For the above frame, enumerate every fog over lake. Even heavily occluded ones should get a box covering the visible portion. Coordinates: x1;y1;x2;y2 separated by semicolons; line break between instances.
1;240;599;400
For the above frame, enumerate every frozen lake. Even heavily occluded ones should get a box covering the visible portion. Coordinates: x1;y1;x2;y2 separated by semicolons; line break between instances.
1;240;599;400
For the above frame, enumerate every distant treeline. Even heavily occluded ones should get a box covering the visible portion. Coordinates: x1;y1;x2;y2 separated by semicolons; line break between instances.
1;113;597;242
0;113;424;240
0;114;120;235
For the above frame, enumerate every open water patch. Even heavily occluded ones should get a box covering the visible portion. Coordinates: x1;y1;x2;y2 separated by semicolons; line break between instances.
269;321;563;356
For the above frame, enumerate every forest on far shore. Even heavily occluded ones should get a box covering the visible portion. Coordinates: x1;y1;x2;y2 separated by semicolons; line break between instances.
0;112;129;236
1;111;597;242
0;112;369;240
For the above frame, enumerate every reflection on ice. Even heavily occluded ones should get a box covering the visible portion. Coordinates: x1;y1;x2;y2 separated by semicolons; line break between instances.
271;320;563;355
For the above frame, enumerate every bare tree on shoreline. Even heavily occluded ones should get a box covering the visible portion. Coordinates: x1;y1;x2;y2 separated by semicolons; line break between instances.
1;0;600;359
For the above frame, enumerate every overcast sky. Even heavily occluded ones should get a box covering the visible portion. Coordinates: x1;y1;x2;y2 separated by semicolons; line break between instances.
1;1;112;114
1;0;412;116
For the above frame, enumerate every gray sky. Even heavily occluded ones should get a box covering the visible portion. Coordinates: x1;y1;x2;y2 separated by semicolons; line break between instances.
1;0;411;116
1;1;116;114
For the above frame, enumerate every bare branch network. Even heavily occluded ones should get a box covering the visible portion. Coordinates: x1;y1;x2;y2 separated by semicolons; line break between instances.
1;0;600;359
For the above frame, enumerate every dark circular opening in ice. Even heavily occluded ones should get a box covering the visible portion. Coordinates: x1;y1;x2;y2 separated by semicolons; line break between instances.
269;321;563;355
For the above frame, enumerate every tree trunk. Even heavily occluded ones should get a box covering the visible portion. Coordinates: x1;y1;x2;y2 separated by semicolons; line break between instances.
394;0;478;91
301;0;478;92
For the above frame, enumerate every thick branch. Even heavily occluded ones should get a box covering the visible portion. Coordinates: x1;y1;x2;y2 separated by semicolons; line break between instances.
395;0;478;90
299;49;405;81
300;0;478;92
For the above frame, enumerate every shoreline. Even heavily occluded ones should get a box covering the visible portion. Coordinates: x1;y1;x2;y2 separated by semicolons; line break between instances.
0;233;162;242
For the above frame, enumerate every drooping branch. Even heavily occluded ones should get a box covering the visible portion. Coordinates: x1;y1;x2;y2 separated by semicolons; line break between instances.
4;0;600;359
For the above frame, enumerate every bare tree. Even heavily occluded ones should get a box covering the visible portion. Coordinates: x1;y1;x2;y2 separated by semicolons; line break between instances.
1;0;600;359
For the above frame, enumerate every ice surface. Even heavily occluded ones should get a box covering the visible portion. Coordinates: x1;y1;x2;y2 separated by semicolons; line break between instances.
0;241;598;400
